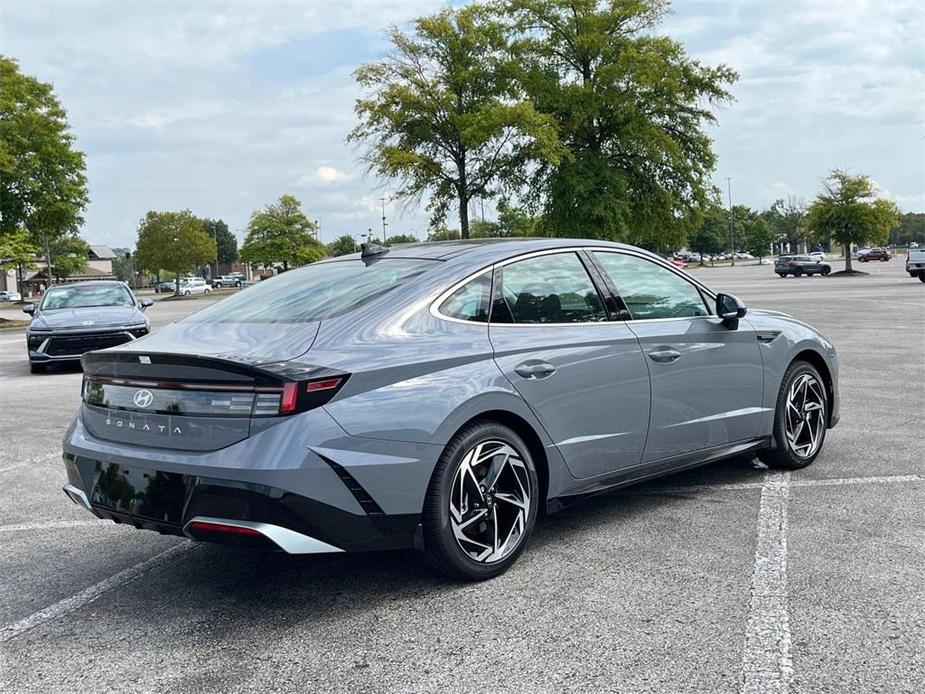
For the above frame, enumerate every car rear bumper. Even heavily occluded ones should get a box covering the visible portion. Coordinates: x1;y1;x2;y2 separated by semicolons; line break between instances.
60;407;440;553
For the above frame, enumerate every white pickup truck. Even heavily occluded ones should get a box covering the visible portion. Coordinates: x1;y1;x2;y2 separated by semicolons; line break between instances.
905;249;925;282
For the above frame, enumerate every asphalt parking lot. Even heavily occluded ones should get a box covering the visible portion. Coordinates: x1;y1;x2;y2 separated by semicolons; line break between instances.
1;261;922;693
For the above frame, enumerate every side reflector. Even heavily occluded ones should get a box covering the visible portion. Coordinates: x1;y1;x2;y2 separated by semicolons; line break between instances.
188;521;261;536
279;382;299;413
306;377;343;393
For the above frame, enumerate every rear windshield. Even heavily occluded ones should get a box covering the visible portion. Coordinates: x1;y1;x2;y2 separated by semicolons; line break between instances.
41;283;134;310
181;258;436;324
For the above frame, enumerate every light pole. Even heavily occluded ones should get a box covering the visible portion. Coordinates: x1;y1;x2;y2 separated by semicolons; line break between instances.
379;197;388;243
726;177;736;267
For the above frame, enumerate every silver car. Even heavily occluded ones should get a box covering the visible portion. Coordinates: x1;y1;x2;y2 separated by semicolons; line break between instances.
62;240;839;580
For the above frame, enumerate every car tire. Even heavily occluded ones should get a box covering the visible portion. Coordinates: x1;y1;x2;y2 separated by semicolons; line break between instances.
776;273;786;278
204;289;211;294
822;268;830;276
794;268;803;277
919;273;925;283
759;360;828;470
421;421;539;581
29;362;46;374
184;290;190;296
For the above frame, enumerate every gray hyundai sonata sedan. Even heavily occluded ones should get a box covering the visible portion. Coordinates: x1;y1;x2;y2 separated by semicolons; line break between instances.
62;239;838;580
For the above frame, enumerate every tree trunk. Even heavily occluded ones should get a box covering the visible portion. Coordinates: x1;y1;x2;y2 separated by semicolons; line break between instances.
457;153;469;239
844;242;852;272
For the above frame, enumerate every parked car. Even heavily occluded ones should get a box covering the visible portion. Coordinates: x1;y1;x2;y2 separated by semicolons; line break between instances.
808;252;826;262
178;278;211;295
859;248;890;262
669;257;686;268
775;255;831;277
734;252;753;260
212;275;243;288
905;248;925;282
62;240;839;580
0;290;23;302
23;281;152;373
154;281;176;294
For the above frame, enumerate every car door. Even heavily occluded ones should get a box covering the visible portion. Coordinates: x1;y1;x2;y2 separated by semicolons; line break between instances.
591;250;766;462
488;250;651;479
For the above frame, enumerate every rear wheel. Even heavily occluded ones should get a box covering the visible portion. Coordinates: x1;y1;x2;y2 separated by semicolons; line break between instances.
759;360;828;470
821;268;830;276
422;421;538;581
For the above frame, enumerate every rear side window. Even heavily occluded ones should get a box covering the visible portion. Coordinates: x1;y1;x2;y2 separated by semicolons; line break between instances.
438;273;491;322
181;259;436;323
491;253;607;324
593;252;709;320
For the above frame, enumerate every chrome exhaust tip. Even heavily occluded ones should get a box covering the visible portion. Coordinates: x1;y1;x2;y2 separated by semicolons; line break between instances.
62;484;94;513
182;516;343;554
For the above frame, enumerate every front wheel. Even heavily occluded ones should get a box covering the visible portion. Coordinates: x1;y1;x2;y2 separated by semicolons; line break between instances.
759;360;828;470
422;422;539;581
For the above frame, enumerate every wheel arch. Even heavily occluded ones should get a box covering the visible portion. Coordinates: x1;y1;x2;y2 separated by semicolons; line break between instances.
791;348;835;427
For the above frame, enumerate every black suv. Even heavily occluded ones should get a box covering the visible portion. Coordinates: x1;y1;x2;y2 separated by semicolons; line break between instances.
775;255;831;277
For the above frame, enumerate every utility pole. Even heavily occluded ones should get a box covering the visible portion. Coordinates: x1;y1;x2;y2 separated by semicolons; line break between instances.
480;198;485;222
726;177;735;267
379;197;388;243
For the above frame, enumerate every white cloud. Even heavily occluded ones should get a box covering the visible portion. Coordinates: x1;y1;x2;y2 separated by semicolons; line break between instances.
304;166;352;184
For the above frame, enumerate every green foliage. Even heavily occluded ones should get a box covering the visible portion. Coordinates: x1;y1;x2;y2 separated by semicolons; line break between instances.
427;227;461;242
240;195;323;270
350;5;563;237
202;219;237;263
385;234;419;245
893;212;925;246
135;211;216;291
111;247;134;282
508;0;737;247
739;215;775;260
327;234;358;257
687;206;726;261
0;57;89;248
496;201;538;236
48;235;89;280
761;197;807;250
807;170;901;271
0;230;39;272
468;220;501;238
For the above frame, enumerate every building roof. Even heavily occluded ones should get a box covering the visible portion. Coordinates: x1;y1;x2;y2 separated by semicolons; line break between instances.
88;245;117;260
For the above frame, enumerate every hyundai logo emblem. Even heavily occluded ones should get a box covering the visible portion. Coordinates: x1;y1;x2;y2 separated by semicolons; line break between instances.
133;389;154;408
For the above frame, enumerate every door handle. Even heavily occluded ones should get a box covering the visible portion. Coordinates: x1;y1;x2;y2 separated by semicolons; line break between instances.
514;361;557;379
648;348;682;363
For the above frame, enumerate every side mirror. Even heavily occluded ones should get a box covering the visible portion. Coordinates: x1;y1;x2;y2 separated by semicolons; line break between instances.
716;293;747;327
22;303;35;315
140;298;153;310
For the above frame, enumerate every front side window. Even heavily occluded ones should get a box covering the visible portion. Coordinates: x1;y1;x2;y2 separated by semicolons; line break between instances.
181;259;436;323
491;253;606;324
438;273;491;322
593;252;709;320
41;284;134;310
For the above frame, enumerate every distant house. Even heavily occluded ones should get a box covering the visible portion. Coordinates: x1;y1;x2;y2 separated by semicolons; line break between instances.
87;245;119;275
19;243;120;296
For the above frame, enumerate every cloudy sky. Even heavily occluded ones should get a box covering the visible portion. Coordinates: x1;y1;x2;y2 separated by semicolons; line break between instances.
2;0;923;249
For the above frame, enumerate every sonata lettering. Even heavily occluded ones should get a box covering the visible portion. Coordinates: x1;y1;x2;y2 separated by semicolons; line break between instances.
103;417;183;436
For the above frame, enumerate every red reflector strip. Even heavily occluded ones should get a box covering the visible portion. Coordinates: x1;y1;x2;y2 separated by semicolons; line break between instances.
188;521;261;536
306;377;343;393
279;382;299;413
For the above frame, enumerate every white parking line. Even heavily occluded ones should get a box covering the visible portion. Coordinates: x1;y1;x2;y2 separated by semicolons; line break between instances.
0;452;60;474
0;541;195;643
0;520;104;533
741;472;793;694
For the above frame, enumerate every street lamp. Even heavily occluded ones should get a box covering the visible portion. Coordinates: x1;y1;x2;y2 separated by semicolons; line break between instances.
726;177;736;267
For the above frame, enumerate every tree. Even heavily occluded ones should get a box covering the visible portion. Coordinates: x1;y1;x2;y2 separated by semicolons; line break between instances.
762;197;807;253
806;170;901;272
111;247;134;283
687;206;726;264
893;212;925;247
47;235;89;281
427;227;461;241
201;219;237;264
468;220;501;238
496;201;537;237
0;57;89;258
385;234;419;245
240;195;323;271
508;0;737;247
740;216;775;261
327;234;357;257
135;211;216;294
0;229;39;293
350;5;562;237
